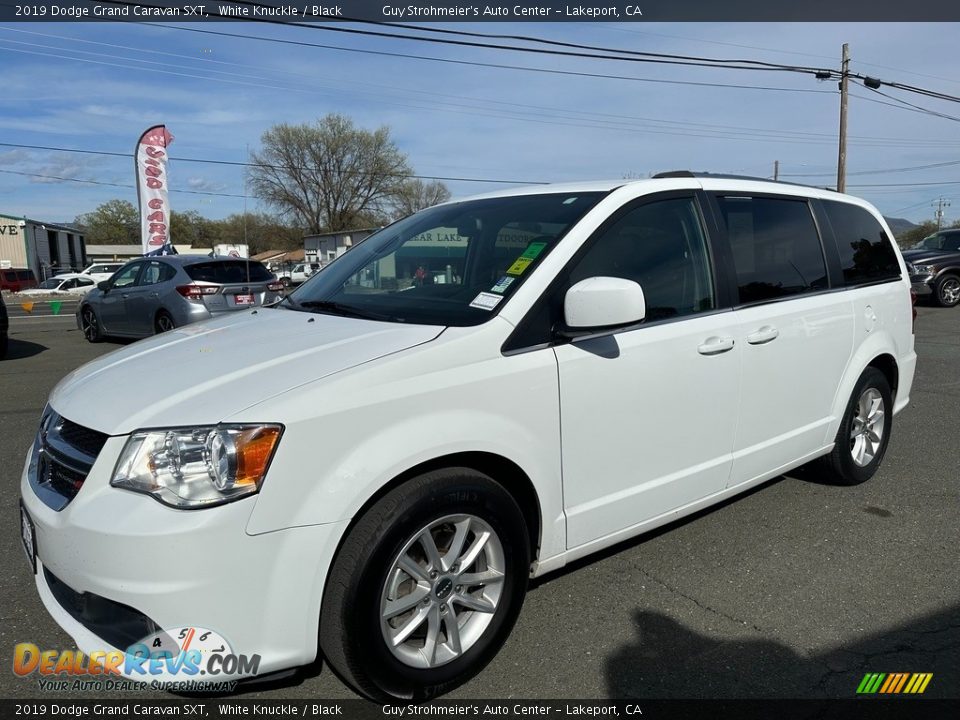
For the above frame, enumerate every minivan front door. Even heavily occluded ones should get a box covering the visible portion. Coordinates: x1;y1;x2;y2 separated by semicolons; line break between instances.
553;195;741;550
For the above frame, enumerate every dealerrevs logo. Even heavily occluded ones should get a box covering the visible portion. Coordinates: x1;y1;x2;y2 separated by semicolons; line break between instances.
14;627;260;692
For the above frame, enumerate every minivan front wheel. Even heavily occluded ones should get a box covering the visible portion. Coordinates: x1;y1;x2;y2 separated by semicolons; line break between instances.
320;468;530;701
819;367;892;485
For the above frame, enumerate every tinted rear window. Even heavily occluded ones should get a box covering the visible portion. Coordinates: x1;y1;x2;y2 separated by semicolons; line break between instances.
716;196;828;304
17;270;35;280
185;261;272;284
823;201;901;285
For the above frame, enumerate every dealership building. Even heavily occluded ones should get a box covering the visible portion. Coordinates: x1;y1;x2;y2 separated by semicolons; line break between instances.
0;213;87;279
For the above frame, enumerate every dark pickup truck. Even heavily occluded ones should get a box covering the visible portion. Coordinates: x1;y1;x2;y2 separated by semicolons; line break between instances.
904;228;960;307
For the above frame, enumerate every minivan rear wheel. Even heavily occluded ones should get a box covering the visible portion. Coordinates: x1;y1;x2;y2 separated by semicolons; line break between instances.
320;468;529;701
818;367;892;485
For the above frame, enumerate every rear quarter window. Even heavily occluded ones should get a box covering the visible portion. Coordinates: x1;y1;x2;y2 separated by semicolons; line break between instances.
185;261;273;284
823;201;901;285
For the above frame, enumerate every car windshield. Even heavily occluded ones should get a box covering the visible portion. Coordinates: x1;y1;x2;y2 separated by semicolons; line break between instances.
914;233;960;251
38;279;63;289
284;192;605;326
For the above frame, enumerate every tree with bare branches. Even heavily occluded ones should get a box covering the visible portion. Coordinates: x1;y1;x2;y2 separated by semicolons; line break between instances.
391;179;452;219
249;114;411;234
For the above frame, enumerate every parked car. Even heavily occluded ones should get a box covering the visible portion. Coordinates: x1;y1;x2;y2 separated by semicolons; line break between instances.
21;175;915;701
903;228;960;307
76;256;283;341
54;262;125;284
20;275;97;296
0;268;38;292
0;292;7;359
277;262;317;287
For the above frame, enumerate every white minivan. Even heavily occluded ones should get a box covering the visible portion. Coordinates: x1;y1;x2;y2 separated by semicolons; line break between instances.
20;174;915;700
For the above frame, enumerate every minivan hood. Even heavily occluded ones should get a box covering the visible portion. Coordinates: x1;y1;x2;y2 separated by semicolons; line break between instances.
50;310;443;435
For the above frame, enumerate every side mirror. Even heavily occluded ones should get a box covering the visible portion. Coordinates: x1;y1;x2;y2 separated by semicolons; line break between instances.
97;280;111;292
563;276;646;332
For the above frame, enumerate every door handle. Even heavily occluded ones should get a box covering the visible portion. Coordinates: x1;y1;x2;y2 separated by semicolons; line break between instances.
697;336;735;355
121;293;129;299
746;325;779;345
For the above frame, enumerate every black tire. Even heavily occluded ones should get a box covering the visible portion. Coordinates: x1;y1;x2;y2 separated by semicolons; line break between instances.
154;311;176;334
280;277;292;288
80;306;103;343
0;332;7;360
933;273;960;308
320;468;530;701
818;367;893;485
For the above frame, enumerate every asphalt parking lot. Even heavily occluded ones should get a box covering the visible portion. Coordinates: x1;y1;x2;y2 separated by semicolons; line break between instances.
1;304;957;700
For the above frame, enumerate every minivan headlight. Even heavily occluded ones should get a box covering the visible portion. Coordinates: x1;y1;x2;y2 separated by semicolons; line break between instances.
111;425;282;509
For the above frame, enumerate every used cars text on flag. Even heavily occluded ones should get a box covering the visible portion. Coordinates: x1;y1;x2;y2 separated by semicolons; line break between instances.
135;125;176;256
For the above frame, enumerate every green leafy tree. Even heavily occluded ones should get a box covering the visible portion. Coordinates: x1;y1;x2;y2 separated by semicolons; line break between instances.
215;213;304;255
249;114;411;233
170;210;223;249
74;199;139;245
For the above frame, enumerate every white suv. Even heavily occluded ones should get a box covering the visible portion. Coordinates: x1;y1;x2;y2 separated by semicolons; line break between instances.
20;175;915;700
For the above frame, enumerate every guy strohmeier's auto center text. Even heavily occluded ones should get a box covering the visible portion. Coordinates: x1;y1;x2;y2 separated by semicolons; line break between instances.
381;5;642;18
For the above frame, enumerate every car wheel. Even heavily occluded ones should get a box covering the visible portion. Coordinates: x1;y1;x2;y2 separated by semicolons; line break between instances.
154;311;176;334
818;367;892;486
80;306;103;343
281;277;292;288
0;332;7;359
934;274;960;307
320;468;530;701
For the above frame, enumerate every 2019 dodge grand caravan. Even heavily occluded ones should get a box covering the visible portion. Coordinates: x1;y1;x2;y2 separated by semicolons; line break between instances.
20;174;915;700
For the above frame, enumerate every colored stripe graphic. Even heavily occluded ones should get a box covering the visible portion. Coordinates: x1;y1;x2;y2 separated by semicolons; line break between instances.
857;672;932;694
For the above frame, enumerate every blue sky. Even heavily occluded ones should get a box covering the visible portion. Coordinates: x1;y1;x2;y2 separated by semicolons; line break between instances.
0;21;958;227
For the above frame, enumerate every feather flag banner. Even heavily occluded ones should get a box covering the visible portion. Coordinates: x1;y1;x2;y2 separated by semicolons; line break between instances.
135;125;176;256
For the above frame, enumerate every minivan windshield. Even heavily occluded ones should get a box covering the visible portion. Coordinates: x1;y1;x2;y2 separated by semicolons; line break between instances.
284;192;605;325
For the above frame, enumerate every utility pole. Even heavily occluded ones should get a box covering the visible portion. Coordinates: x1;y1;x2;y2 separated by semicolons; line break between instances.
773;160;780;181
837;43;850;193
933;197;951;229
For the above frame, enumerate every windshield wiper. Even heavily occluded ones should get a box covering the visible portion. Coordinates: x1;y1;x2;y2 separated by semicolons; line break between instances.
297;300;397;322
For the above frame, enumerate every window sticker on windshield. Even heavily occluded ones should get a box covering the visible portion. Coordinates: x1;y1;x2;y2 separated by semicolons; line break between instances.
491;276;515;294
507;241;548;276
469;292;503;311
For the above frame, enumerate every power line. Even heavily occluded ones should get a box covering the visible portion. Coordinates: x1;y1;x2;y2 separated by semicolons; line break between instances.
102;1;836;77
0;168;247;197
865;85;960;123
137;22;833;95
782;159;960;178
0;144;549;185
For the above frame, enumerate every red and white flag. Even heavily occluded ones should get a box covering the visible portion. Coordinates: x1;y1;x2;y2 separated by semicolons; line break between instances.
135;125;175;255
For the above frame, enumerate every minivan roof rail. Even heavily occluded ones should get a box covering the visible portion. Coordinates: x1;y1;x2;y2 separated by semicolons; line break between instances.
651;170;838;192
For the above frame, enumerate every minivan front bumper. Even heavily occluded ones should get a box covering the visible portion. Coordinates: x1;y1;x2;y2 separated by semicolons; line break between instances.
20;431;350;679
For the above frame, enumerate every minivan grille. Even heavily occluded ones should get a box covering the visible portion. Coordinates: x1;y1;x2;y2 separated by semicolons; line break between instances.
29;411;107;511
57;418;109;457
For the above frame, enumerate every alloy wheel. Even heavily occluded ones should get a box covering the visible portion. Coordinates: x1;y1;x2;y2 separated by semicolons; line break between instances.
940;277;960;306
81;308;98;341
380;514;505;669
850;387;885;467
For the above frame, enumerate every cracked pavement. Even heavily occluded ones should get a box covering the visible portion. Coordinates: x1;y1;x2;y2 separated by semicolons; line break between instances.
1;305;957;700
